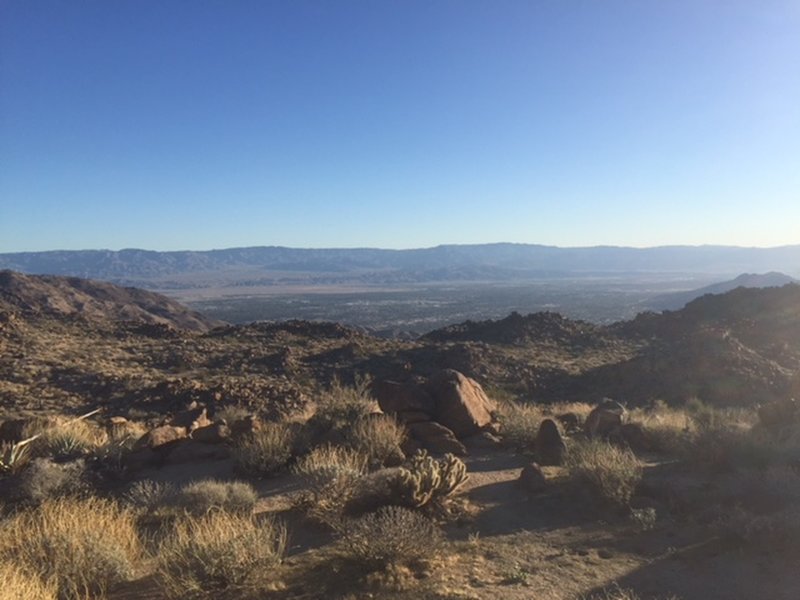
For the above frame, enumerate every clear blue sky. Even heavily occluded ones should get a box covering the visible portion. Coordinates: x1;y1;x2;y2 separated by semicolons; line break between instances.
1;0;799;252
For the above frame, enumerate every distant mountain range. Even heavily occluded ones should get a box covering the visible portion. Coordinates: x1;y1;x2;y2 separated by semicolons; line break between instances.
1;244;799;289
644;272;800;311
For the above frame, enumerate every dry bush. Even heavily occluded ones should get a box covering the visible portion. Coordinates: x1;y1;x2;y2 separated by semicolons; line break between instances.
339;506;442;570
174;479;258;516
308;376;378;436
567;439;642;510
0;561;57;600
496;401;546;450
7;457;87;506
232;422;294;477
628;402;692;455
549;401;594;420
347;415;406;466
0;496;142;599
685;423;773;471
156;511;286;599
214;405;252;425
715;503;800;550
294;445;369;525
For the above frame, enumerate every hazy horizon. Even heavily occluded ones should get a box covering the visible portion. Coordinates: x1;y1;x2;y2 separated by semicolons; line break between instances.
2;1;799;253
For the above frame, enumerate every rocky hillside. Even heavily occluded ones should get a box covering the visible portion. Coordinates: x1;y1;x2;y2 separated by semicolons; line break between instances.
0;274;798;419
644;271;798;311
0;270;223;332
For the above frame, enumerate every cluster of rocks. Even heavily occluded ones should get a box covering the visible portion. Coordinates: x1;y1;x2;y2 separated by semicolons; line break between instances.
372;369;499;457
123;403;259;469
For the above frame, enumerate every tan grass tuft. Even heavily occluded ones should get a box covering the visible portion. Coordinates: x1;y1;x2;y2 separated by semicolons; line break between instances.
156;511;286;599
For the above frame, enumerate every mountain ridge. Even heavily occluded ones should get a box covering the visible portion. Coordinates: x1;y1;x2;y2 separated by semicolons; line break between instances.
2;243;799;289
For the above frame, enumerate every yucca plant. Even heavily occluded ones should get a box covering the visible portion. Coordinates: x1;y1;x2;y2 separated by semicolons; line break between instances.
1;441;32;475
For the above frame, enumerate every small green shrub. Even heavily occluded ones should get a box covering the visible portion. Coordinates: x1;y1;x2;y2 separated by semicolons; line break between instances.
232;423;293;477
567;439;642;510
174;479;258;516
339;506;442;570
156;511;286;599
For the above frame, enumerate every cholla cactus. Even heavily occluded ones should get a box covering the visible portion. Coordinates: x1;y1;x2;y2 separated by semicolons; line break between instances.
392;450;468;508
437;452;469;496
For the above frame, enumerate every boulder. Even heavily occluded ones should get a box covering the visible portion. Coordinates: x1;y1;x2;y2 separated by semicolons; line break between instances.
535;418;567;466
463;431;502;451
191;422;231;444
168;404;211;433
371;380;434;414
165;439;230;464
617;423;649;451
557;412;581;433
426;369;495;438
0;419;27;444
228;415;262;438
517;462;547;493
584;398;626;438
133;425;187;450
407;421;467;456
395;410;434;424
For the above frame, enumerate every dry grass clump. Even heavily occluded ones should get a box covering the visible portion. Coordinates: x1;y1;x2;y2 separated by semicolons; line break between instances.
232;422;294;477
496;401;546;450
294;445;369;525
628;401;692;455
173;479;257;516
0;560;57;600
567;439;642;510
347;415;406;466
35;419;108;460
156;511;286;599
0;496;142;599
339;506;442;570
308;376;378;436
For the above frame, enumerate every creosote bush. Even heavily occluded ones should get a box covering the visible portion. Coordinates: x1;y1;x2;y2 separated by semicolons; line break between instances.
174;479;258;516
156;511;286;599
232;422;294;477
340;506;442;570
567;439;642;510
0;496;142;599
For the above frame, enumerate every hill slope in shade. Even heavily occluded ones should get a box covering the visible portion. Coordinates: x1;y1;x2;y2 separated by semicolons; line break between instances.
644;272;799;311
0;270;224;333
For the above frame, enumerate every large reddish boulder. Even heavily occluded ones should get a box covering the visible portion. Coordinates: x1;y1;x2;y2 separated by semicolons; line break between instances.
426;369;496;438
168;404;211;433
134;425;187;450
407;421;467;456
371;380;434;414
